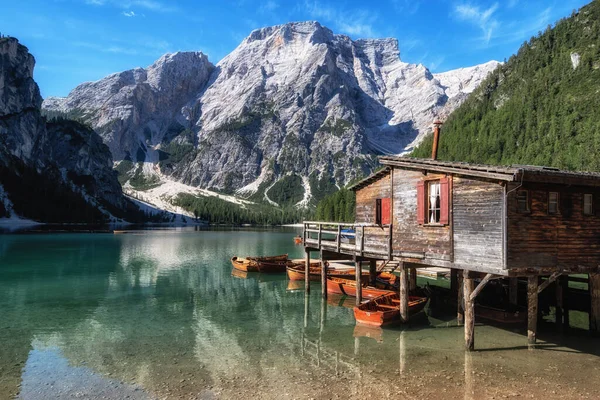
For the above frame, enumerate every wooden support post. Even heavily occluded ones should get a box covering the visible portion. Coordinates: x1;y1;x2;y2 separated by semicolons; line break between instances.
509;278;518;306
355;260;363;306
399;263;409;323
369;260;377;286
527;276;538;346
451;269;458;296
538;272;561;295
589;273;600;337
469;273;494;302
457;272;464;325
304;292;310;328
320;295;327;333
409;268;417;291
320;251;327;299
555;276;563;330
464;270;475;351
562;275;570;330
399;330;406;375
305;250;311;293
336;224;342;252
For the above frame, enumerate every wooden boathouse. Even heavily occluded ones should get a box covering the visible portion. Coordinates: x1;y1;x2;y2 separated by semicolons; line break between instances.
303;129;600;350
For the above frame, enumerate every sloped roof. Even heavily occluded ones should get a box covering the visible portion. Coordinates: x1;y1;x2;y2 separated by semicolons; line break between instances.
349;157;600;191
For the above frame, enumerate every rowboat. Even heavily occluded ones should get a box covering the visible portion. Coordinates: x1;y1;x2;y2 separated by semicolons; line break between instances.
231;254;289;273
354;292;428;327
327;276;396;299
294;236;303;245
231;256;259;272
286;264;370;281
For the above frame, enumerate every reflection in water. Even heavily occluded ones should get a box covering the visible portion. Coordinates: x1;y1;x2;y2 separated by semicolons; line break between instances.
1;229;600;399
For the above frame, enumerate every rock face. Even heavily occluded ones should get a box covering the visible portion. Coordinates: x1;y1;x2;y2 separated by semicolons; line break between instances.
43;22;500;201
0;37;129;221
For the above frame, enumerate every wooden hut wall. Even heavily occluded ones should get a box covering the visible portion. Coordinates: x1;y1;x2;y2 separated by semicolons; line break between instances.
355;173;392;253
392;169;451;263
507;182;600;270
452;177;505;272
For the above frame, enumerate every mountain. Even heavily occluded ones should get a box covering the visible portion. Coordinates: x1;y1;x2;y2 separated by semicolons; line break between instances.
412;2;600;171
0;37;141;223
43;21;499;208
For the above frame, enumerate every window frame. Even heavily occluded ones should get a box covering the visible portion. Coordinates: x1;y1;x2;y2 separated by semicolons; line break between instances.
426;180;442;225
584;193;594;216
548;191;559;215
517;189;530;213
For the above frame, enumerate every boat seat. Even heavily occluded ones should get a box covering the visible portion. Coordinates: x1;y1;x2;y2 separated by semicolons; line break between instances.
375;304;398;310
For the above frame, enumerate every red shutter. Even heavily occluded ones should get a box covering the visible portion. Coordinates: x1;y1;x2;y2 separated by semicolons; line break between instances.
381;198;391;225
440;177;450;225
417;181;425;225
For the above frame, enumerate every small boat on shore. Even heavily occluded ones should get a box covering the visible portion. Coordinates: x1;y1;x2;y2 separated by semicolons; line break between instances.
327;276;396;299
354;293;428;327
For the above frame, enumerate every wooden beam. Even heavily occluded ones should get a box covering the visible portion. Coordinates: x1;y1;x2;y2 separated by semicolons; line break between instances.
469;273;495;302
538;272;562;295
320;250;327;299
509;278;518;306
527;276;538;346
464;270;475;351
336;225;341;252
355;260;362;306
305;250;311;293
555;274;563;330
451;269;458;296
589;273;600;337
457;272;464;325
369;260;377;286
399;263;409;323
409;268;417;292
562;275;570;330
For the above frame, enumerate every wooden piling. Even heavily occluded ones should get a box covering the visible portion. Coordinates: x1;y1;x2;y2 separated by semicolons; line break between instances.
562;275;570;330
369;260;377;286
409;268;417;291
464;270;475;351
450;269;458;296
305;250;311;293
589;273;600;337
399;263;409;323
555;277;563;330
527;276;538;346
509;278;518;306
355;260;363;306
457;272;464;326
320;251;327;299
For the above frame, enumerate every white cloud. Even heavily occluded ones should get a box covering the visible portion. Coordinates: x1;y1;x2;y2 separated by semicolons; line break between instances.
303;0;379;38
260;1;279;12
83;0;178;13
122;11;136;17
454;2;499;44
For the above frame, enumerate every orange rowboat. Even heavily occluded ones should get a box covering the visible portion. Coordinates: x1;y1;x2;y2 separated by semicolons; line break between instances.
286;264;371;281
231;256;259;272
327;277;396;299
354;292;428;327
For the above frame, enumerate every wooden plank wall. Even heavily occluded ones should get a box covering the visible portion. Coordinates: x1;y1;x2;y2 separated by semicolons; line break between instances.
453;177;504;271
507;182;600;269
392;170;451;262
355;172;392;254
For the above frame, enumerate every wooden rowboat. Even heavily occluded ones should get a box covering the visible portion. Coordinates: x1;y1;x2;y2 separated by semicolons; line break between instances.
256;260;289;273
231;256;259;272
475;304;526;325
286;264;370;281
354;292;428;327
246;254;288;262
327;276;396;299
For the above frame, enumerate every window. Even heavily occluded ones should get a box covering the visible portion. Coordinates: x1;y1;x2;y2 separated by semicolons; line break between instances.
428;181;441;224
548;192;559;215
417;178;449;226
584;194;594;215
517;190;529;213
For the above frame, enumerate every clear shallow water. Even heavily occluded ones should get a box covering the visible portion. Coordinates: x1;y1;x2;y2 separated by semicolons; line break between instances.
1;228;600;399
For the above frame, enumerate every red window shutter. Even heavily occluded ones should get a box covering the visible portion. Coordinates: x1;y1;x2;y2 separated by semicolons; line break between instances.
417;181;425;225
381;198;391;225
440;177;450;225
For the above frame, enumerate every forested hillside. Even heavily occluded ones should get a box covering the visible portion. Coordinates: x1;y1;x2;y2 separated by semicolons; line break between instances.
413;1;600;171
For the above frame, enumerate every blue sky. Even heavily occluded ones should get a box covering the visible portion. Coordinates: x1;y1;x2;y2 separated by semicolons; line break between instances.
1;0;590;98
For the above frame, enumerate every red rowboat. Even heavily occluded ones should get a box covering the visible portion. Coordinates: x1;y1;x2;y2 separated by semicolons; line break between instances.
326;276;395;299
286;264;369;281
354;292;428;327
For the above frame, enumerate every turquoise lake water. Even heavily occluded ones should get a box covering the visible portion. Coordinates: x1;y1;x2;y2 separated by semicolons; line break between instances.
1;228;599;399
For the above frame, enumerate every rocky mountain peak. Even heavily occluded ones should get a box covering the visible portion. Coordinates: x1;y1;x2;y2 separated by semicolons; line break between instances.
0;37;41;116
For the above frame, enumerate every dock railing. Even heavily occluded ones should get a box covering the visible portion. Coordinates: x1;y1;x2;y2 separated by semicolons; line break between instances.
303;221;393;259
